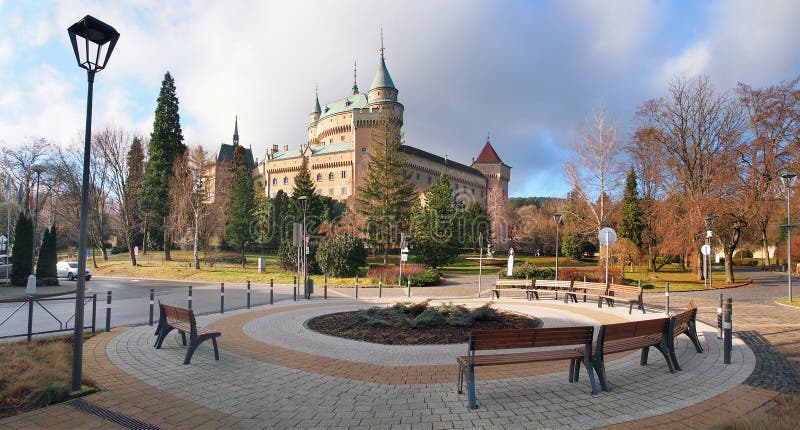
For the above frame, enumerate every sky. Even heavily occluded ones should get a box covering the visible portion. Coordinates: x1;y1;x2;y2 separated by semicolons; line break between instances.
1;0;799;198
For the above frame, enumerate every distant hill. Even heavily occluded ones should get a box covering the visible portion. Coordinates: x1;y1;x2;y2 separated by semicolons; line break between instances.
510;197;562;210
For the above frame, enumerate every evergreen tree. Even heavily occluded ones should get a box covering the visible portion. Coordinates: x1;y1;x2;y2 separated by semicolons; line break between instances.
356;111;417;265
125;135;145;265
619;168;644;248
410;173;461;269
462;200;491;251
35;225;58;285
10;213;32;286
269;190;294;250
140;72;186;260
291;157;322;236
226;146;256;267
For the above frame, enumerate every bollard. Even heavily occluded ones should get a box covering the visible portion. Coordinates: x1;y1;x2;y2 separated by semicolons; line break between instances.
407;278;411;297
379;273;383;298
91;293;97;335
27;296;33;342
106;291;112;332
717;294;723;339
149;289;155;326
355;275;359;299
220;283;225;314
246;280;251;309
269;278;274;305
293;276;297;301
723;298;732;364
324;275;328;300
664;281;670;315
188;285;193;310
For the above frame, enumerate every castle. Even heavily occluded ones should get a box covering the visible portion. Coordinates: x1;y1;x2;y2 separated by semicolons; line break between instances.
214;41;512;248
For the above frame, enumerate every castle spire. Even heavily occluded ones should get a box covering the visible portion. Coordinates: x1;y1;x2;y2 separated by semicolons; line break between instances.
352;61;359;94
370;28;395;91
312;84;321;114
233;115;239;146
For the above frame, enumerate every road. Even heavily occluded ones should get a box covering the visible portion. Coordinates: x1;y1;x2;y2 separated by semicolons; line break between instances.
0;277;300;340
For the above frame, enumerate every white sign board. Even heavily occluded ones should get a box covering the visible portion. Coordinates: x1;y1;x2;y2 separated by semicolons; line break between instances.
701;244;711;256
507;247;515;277
401;247;408;262
598;227;617;246
134;246;139;256
0;234;6;244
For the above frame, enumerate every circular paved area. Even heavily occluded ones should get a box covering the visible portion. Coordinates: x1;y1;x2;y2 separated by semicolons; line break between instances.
105;298;756;429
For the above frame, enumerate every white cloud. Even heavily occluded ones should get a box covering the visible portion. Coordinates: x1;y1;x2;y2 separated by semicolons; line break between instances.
657;41;711;87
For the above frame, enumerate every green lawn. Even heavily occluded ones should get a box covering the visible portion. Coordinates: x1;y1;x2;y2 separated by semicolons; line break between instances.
623;264;748;292
776;297;800;307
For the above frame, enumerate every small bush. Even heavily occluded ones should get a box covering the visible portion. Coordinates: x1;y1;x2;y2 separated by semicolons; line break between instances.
403;269;441;287
360;302;499;328
470;304;498;321
501;263;555;280
110;245;128;255
368;264;425;284
278;240;319;274
26;382;69;408
409;309;447;327
316;233;366;277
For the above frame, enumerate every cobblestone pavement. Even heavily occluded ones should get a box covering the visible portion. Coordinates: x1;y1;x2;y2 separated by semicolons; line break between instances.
1;268;797;429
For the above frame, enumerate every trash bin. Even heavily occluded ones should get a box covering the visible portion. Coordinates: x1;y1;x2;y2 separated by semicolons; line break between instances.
305;278;314;297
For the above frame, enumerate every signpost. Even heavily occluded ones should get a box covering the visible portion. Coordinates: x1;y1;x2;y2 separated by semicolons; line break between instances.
0;234;6;252
701;243;711;289
598;227;617;284
399;233;407;286
478;233;484;298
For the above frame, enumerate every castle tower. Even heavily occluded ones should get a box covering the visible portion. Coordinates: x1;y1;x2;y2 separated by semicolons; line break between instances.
309;86;321;124
471;138;511;250
367;31;399;108
232;115;239;146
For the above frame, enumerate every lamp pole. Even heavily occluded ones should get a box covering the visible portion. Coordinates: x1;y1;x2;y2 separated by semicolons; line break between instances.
553;212;562;280
781;173;797;302
298;196;309;299
31;165;46;270
67;15;119;392
704;215;715;291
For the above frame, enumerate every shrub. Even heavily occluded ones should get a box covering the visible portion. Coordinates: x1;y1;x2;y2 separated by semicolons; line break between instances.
26;382;69;408
316;233;366;277
110;245;129;255
470;304;498;321
561;232;596;259
368;264;424;283
403;269;441;287
501;263;555;280
559;267;622;282
409;308;447;327
278;240;319;274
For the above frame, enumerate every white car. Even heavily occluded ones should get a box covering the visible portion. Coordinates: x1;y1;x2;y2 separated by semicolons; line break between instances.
57;261;91;281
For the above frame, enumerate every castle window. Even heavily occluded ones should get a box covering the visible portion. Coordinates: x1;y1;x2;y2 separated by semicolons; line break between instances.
427;176;432;184
416;173;420;180
472;188;475;194
272;178;277;185
481;190;484;197
329;138;333;144
341;135;345;141
283;177;288;185
328;172;334;181
361;147;366;154
328;188;333;196
341;187;347;195
316;173;322;182
341;170;346;179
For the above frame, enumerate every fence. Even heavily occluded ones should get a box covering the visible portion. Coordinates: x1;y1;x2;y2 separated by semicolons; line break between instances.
0;290;97;340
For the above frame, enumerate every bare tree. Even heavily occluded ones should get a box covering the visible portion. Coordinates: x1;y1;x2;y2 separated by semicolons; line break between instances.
168;146;214;269
565;106;623;234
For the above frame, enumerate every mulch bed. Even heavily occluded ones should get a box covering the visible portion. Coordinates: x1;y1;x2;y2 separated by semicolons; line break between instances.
306;311;542;345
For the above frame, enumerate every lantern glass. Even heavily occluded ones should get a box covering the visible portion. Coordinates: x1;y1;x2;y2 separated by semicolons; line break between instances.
68;15;119;72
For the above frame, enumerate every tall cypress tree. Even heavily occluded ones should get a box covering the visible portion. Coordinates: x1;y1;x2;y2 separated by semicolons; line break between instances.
35;225;58;285
226;146;256;267
410;173;461;269
619;168;644;248
356;111;416;265
291;157;322;236
10;213;32;286
125;136;145;265
140;72;186;260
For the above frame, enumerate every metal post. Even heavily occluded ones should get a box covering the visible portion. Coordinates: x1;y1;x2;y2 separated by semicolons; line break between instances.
220;283;225;314
788;183;794;302
246;280;251;309
717;294;723;339
91;293;97;335
293;276;297;301
478;241;483;298
324;275;327;300
148;288;154;326
723;298;732;364
407;278;411;297
664;281;669;315
605;231;610;284
355;275;359;299
269;278;274;305
31;170;42;270
188;285;192;310
555;218;560;280
379;273;383;298
105;291;112;332
27;297;33;342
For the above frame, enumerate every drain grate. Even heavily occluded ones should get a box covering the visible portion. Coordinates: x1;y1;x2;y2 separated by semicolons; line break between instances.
69;398;163;430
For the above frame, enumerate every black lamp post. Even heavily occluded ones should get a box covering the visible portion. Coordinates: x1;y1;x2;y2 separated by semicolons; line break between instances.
67;15;119;392
298;196;309;299
780;173;797;302
553;212;562;280
31;164;47;270
704;214;716;291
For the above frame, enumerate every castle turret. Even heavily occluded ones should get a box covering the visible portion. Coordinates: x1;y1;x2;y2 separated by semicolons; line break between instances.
367;32;398;104
310;87;321;124
233;115;239;146
472;138;511;249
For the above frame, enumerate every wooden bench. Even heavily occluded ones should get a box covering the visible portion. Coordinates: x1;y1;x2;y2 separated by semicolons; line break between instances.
570;281;609;303
575;317;673;392
488;279;533;299
598;283;645;314
457;326;598;409
526;279;574;302
155;302;222;365
667;305;704;371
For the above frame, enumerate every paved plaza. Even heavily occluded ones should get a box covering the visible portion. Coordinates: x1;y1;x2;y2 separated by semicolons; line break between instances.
0;268;798;429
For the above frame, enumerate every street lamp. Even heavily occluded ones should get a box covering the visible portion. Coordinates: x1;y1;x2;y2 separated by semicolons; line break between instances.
780;173;797;302
67;15;119;392
553;212;562;280
704;215;716;291
31;164;47;270
298;196;309;299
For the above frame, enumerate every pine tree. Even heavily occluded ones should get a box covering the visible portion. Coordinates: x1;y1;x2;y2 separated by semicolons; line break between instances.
356;111;417;265
10;213;32;286
291;157;322;236
35;225;58;285
226;146;256;267
270;190;294;250
462;200;492;251
125;135;145;265
619;168;644;248
140;72;186;261
410;173;461;269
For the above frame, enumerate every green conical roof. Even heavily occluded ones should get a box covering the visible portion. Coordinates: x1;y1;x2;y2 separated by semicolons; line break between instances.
312;93;321;114
370;54;395;90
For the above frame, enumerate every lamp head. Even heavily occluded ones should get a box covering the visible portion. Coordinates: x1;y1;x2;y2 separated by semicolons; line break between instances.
704;214;716;229
68;15;119;73
297;195;309;210
32;164;47;174
553;212;563;224
780;172;797;189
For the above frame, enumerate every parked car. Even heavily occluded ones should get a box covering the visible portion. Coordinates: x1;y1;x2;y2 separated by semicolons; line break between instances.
56;261;91;281
0;254;10;280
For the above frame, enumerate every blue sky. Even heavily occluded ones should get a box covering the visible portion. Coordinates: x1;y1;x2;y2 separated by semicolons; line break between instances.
1;0;799;198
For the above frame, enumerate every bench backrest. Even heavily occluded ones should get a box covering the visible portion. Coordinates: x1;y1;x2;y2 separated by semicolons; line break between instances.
160;302;197;329
598;317;669;343
533;280;574;289
469;326;594;351
495;279;533;287
671;307;697;337
574;281;608;291
608;284;643;297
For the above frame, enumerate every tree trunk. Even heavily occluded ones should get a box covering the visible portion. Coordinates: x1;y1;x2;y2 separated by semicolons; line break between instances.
724;248;735;283
91;248;98;269
163;219;171;261
142;217;147;255
193;212;200;269
128;247;137;266
102;247;109;261
761;231;770;269
241;247;246;268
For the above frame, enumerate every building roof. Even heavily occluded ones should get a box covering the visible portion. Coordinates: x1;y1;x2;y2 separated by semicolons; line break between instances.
370;54;395;91
271;142;355;161
473;140;505;164
319;93;369;120
216;143;254;168
312;93;321;114
399;145;485;177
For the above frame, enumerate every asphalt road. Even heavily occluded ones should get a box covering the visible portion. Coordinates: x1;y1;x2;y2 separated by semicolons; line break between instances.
0;277;299;340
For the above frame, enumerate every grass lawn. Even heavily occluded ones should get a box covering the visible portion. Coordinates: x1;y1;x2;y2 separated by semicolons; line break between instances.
776;297;800;307
0;336;95;418
624;264;749;292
